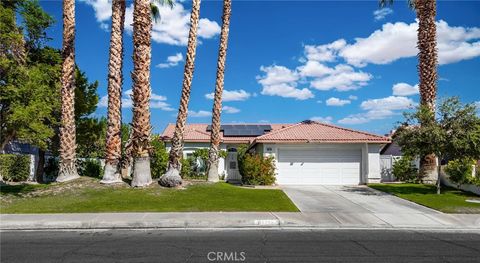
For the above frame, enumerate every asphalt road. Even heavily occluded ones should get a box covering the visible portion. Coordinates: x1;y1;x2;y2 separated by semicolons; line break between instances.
1;229;480;262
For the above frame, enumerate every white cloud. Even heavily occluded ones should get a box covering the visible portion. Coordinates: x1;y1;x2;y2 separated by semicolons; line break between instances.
339;20;480;67
310;116;333;124
188;110;211;118
326;97;351;106
156;53;183;68
205;89;251;102
309;64;372;91
392;82;419;96
373;8;393;21
361;96;416;111
304;39;346;62
338;96;416;125
222;106;240;114
98;89;174;111
348;95;358;100
82;0;221;46
298;60;333;78
257;65;314;100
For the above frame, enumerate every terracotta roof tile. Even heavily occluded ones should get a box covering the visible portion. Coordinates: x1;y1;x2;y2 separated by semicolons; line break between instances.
253;120;390;144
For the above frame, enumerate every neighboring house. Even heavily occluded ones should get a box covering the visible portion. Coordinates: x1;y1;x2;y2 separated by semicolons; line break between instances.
161;120;390;185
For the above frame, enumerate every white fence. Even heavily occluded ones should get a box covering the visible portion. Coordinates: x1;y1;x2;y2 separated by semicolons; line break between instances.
380;155;402;182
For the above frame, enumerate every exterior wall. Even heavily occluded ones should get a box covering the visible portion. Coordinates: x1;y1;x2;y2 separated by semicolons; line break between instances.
259;143;384;185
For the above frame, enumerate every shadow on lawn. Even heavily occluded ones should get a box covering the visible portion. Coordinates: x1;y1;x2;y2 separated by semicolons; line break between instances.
370;184;478;197
0;183;49;196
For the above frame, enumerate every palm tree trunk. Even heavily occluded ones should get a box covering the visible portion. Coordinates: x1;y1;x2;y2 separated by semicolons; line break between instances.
57;0;79;182
102;0;126;184
416;0;438;184
130;0;153;187
159;0;201;187
207;0;232;183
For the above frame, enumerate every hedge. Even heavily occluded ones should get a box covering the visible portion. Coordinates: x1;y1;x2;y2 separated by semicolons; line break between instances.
0;154;31;182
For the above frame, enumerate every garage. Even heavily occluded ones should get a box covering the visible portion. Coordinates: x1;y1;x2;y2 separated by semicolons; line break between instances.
250;121;390;185
276;147;361;185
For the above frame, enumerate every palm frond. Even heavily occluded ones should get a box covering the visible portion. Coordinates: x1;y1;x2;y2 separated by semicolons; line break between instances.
150;3;160;23
150;0;174;24
379;0;393;8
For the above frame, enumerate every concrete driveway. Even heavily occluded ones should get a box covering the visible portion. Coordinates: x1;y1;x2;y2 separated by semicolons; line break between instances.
280;185;455;227
282;185;436;214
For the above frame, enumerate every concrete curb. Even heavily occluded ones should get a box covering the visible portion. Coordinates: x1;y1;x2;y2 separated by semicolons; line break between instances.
1;212;479;231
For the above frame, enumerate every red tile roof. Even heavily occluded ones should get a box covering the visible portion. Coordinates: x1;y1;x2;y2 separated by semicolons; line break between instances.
253;120;390;144
160;123;291;143
160;121;390;144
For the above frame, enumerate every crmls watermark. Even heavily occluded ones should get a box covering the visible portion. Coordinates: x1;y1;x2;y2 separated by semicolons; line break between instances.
207;251;246;262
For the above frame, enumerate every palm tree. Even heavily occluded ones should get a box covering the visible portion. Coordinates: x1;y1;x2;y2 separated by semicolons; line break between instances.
101;0;126;184
380;0;438;181
159;0;202;187
129;0;154;187
207;0;232;182
56;0;79;182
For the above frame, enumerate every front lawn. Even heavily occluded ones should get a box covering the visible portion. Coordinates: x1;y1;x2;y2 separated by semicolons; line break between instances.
369;183;480;213
0;178;298;213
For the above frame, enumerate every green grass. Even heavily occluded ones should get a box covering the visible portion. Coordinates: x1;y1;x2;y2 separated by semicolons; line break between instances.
0;182;298;213
369;183;480;213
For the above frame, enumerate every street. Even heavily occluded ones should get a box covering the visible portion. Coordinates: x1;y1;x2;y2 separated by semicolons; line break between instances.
1;229;480;262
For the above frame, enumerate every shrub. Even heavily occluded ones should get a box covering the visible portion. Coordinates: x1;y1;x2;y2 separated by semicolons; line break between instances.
180;157;193;178
0;154;31;182
239;154;276;185
392;155;418;183
77;159;103;178
445;158;475;187
150;138;168;179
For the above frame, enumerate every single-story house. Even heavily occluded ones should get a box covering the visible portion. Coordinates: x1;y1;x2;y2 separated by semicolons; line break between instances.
161;120;390;185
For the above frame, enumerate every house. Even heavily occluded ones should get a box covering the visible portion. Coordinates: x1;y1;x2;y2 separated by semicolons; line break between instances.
160;120;390;185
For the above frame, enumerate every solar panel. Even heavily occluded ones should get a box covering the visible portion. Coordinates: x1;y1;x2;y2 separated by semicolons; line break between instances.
207;124;273;137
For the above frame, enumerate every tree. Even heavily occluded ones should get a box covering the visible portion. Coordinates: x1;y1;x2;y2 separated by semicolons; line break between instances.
380;0;439;182
102;0;126;184
129;0;154;187
207;0;232;182
394;97;480;194
56;0;79;182
160;0;201;187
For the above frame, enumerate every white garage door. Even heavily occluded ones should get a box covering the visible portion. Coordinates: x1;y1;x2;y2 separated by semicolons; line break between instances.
276;147;361;185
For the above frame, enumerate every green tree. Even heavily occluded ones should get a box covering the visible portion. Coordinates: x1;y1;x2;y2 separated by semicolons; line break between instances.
394;97;480;194
0;1;100;182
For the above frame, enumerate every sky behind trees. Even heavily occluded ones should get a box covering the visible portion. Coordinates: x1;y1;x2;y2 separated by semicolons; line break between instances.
39;0;480;134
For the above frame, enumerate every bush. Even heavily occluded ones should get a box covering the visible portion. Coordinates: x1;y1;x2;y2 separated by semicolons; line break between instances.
150;138;168;179
0;154;31;182
239;154;276;185
77;159;103;178
180;157;193;178
392;156;418;183
445;158;475;187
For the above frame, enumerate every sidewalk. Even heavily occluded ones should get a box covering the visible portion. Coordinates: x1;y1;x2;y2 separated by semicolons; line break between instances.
1;211;479;230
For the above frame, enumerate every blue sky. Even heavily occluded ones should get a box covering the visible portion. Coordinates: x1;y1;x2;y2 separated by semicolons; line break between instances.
39;0;480;135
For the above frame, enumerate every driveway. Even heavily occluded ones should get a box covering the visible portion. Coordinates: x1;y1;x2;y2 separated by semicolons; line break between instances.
282;185;437;214
280;185;454;227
